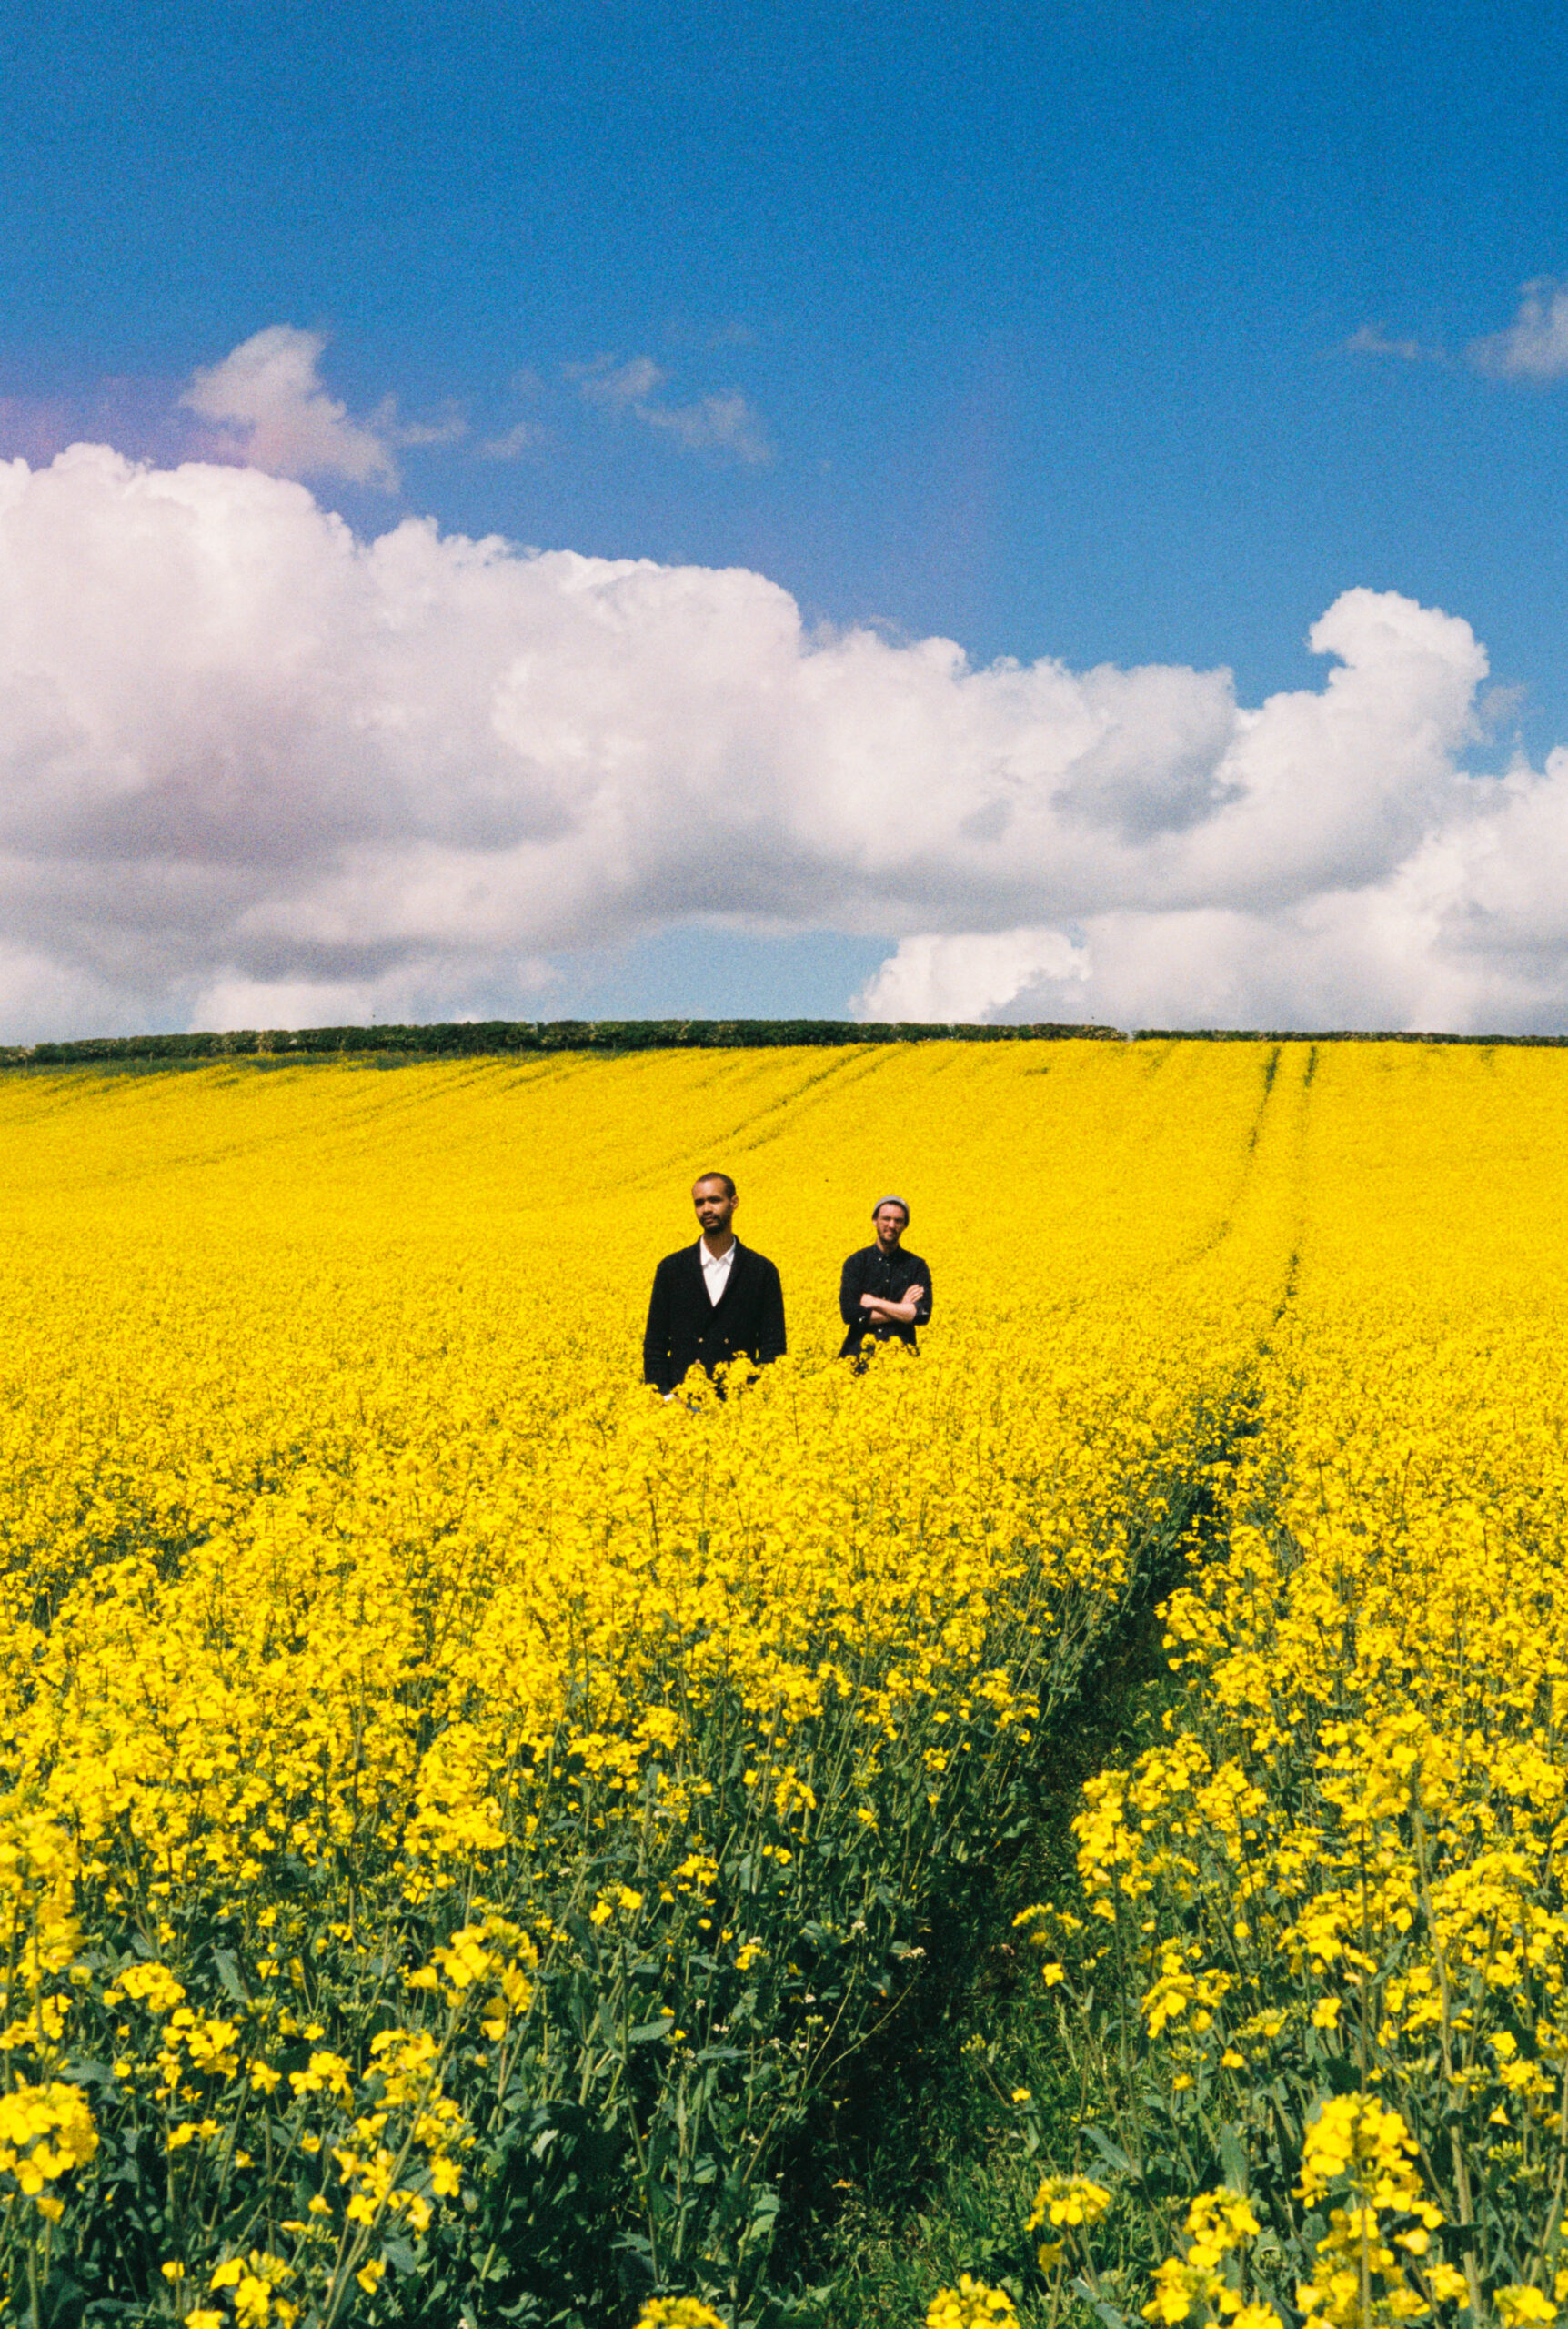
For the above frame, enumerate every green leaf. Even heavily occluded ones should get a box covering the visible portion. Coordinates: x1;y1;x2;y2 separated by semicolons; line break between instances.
1081;2123;1138;2177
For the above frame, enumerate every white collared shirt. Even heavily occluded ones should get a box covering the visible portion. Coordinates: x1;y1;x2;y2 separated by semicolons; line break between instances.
699;1236;736;1306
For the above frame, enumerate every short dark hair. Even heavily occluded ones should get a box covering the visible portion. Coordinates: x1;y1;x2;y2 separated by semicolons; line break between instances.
693;1171;737;1199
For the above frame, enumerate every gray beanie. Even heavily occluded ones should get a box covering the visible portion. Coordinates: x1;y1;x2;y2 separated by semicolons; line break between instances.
872;1194;910;1221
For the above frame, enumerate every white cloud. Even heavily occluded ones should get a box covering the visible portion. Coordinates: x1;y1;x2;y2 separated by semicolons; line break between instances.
1469;280;1568;379
574;354;772;464
377;398;467;451
477;420;539;460
182;326;408;488
858;931;1090;1022
1345;323;1439;363
4;439;1568;1040
640;391;770;463
576;355;668;408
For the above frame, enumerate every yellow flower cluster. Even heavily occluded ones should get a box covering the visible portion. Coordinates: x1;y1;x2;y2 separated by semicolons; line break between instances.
0;2082;99;2223
1290;2098;1452;2329
1143;2185;1280;2329
925;2273;1022;2328
1028;2171;1114;2273
636;2301;733;2329
0;1039;1292;2317
1029;2173;1111;2230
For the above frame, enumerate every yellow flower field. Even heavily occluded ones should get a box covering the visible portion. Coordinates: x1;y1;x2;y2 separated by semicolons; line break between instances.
1030;1044;1568;2329
1;1036;1565;2328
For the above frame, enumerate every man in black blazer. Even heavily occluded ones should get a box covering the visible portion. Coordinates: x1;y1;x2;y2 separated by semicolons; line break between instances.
643;1172;788;1396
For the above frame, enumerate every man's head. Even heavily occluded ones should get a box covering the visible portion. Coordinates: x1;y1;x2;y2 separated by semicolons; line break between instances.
872;1195;909;1251
693;1173;739;1237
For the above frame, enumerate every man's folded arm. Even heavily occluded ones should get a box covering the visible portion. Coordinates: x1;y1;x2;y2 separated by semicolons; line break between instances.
838;1254;863;1328
912;1272;933;1326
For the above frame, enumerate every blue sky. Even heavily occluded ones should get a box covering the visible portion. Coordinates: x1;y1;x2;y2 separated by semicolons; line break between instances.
5;0;1568;1033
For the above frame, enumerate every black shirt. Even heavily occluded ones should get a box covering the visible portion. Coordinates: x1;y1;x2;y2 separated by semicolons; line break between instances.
838;1244;933;1356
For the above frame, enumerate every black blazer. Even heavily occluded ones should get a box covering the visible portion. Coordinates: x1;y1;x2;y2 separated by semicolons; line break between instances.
643;1240;788;1394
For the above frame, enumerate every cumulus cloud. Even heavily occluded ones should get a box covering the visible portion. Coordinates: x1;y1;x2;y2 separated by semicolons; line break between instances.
1469;280;1568;379
573;354;772;464
857;931;1090;1022
182;326;412;487
4;440;1568;1040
